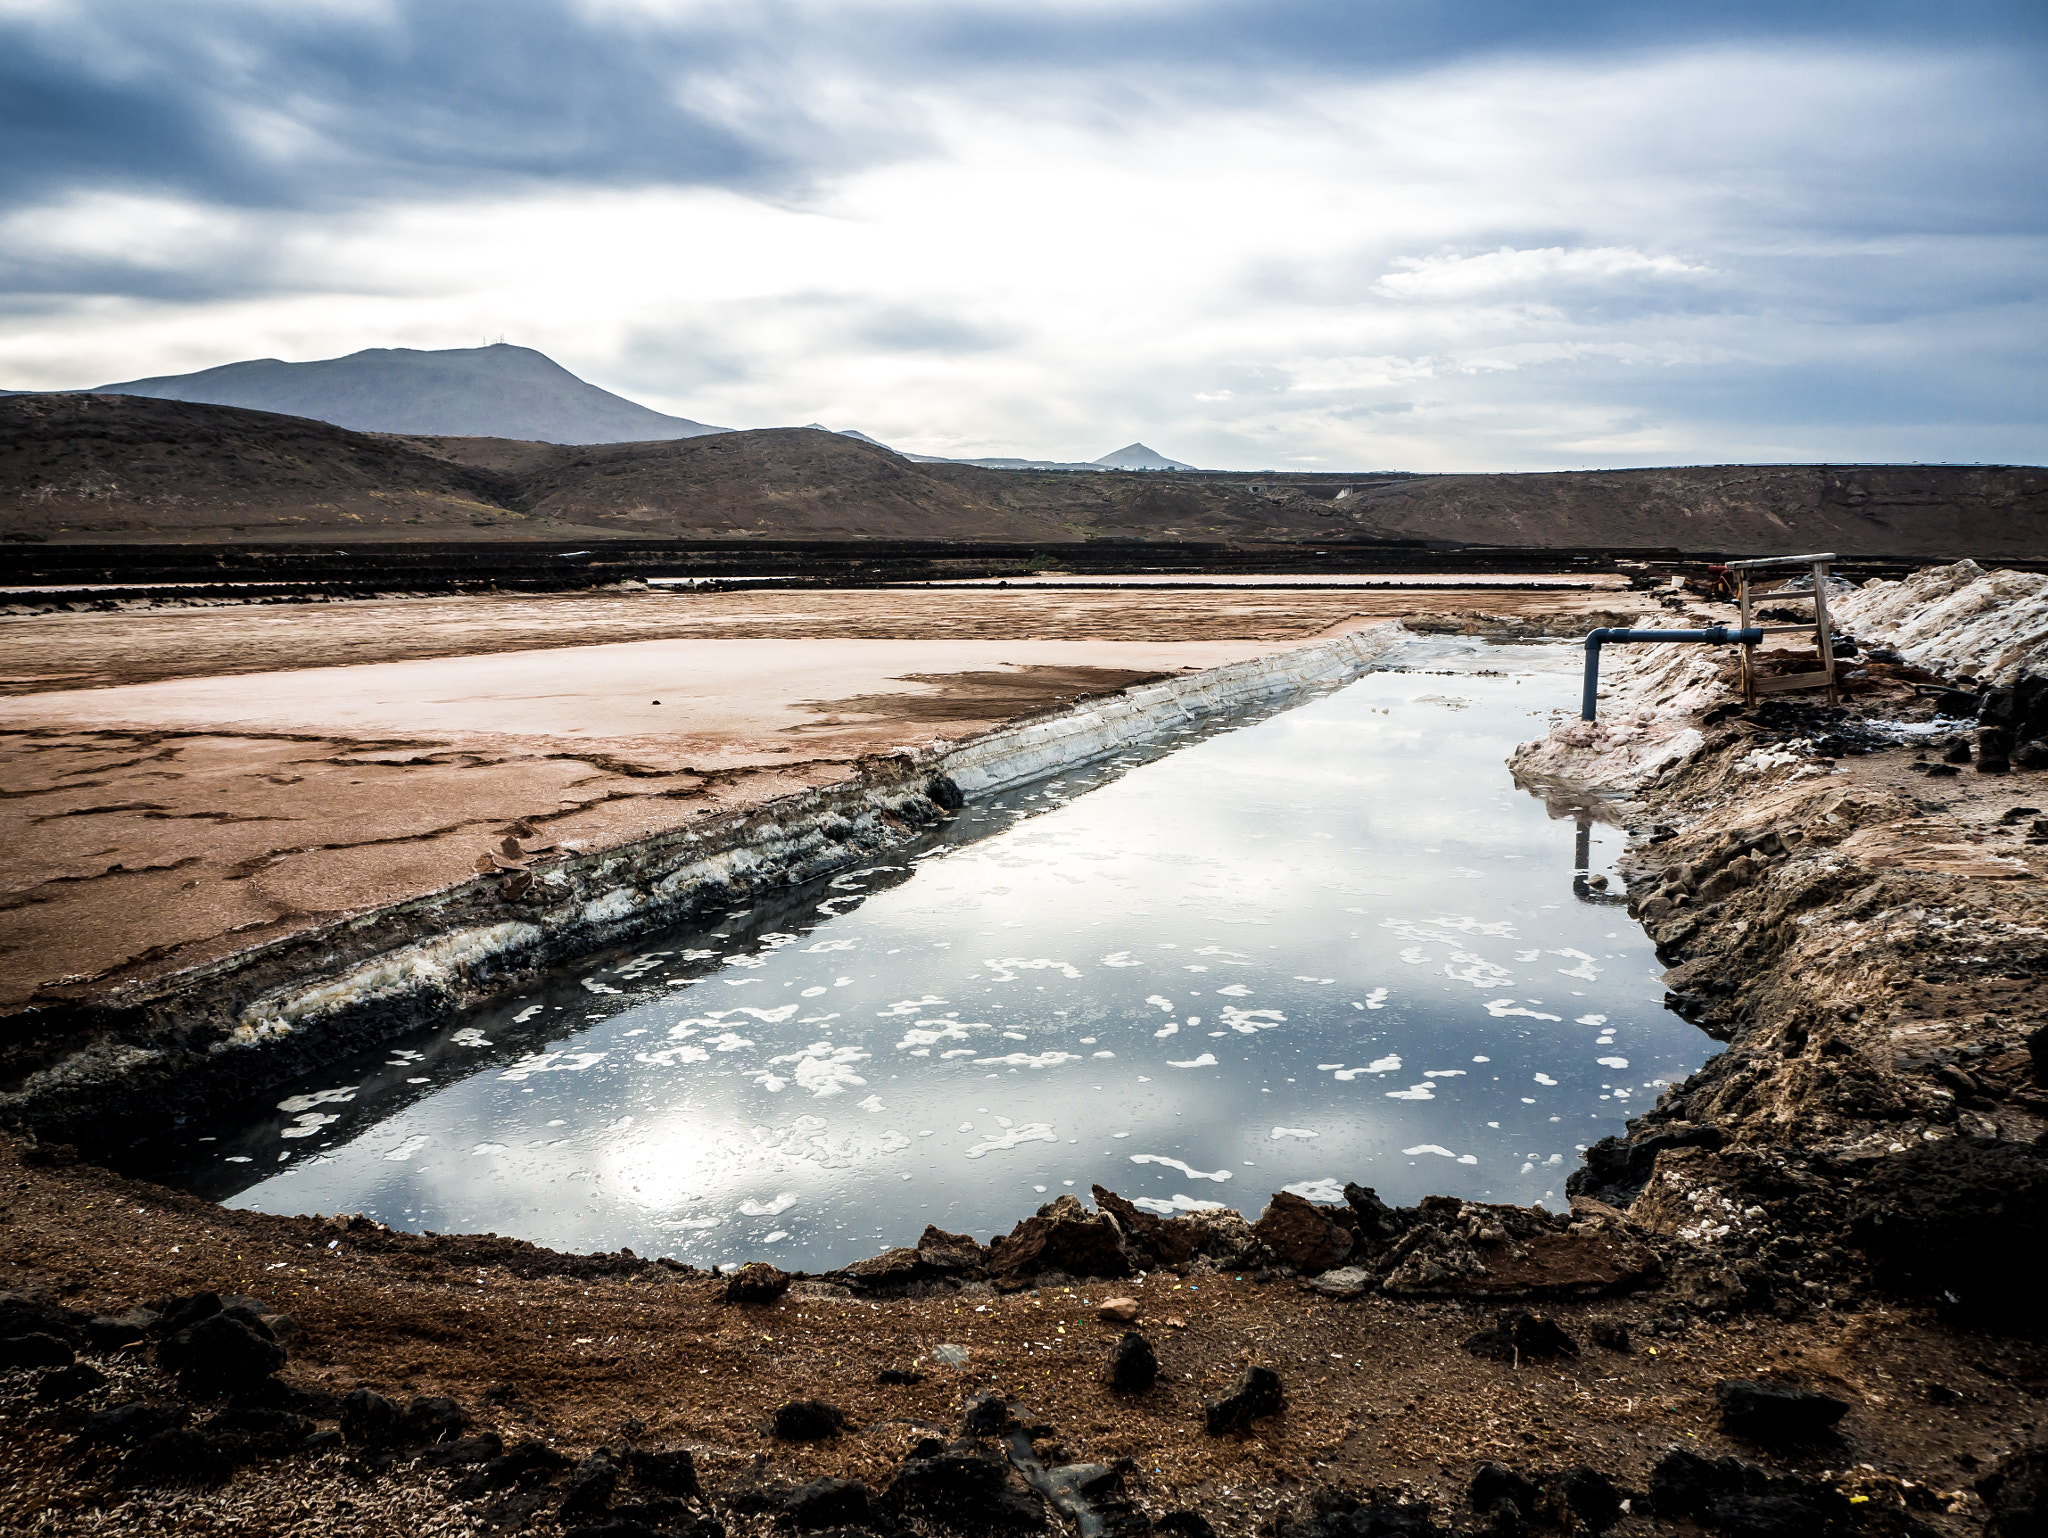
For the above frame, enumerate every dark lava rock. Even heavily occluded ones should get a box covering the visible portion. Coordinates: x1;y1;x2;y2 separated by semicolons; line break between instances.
304;1429;344;1453
723;1263;792;1304
1979;1445;2048;1538
561;1451;622;1517
1944;736;1974;763
118;1428;237;1487
156;1311;286;1394
37;1362;109;1402
989;1193;1132;1284
878;1367;926;1385
83;1313;150;1353
1091;1186;1201;1270
19;1141;79;1167
1586;1316;1631;1353
1468;1464;1540;1517
1202;1366;1284;1434
202;1406;316;1446
928;774;966;811
784;1476;873;1529
1274;1488;1443;1538
963;1391;1014;1434
624;1445;701;1497
149;1291;224;1336
1108;1330;1158;1393
1707;1492;1837;1537
1461;1311;1578;1363
1715;1379;1849;1443
1646;1447;1852;1532
414;1433;504;1468
233;1378;342;1420
1849;1135;2048;1318
74;1401;184;1449
401;1394;470;1443
1252;1191;1354;1272
917;1224;990;1272
452;1437;575;1498
1556;1466;1623;1532
2029;1023;2048;1084
339;1387;402;1446
880;1445;1015;1521
775;1399;847;1440
1153;1513;1216;1538
0;1289;87;1347
0;1331;75;1369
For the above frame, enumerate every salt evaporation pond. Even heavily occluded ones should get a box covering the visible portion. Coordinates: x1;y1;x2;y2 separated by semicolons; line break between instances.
160;641;1711;1271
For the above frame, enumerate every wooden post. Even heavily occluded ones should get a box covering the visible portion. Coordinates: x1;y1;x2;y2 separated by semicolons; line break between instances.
1738;570;1755;705
1812;559;1838;705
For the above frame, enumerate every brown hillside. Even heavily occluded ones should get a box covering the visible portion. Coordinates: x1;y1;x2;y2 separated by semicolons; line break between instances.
2;394;2043;555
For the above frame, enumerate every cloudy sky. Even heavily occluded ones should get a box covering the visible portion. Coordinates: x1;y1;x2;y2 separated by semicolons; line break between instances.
3;0;2044;470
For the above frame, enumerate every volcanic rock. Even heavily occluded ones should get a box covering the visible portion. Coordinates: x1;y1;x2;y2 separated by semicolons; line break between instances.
783;1476;873;1529
118;1427;238;1487
0;1332;75;1369
988;1194;1132;1284
1108;1331;1158;1393
1202;1366;1284;1434
1715;1380;1849;1443
561;1451;622;1518
37;1362;108;1401
1461;1311;1578;1363
624;1446;701;1498
1849;1135;2048;1319
1979;1445;2048;1538
155;1311;286;1395
1252;1191;1353;1272
339;1387;402;1446
774;1399;847;1440
723;1263;792;1304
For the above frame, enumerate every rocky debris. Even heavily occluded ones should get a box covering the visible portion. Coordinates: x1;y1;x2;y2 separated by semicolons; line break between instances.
1461;1311;1578;1363
560;1450;623;1518
835;1224;991;1294
450;1437;575;1498
1715;1379;1850;1443
0;1331;75;1369
773;1398;847;1440
989;1193;1135;1285
1153;1511;1216;1538
1201;1365;1284;1434
155;1308;287;1395
1304;1267;1375;1298
0;1288;90;1348
401;1393;471;1443
36;1361;109;1401
722;1263;791;1305
962;1390;1015;1435
1641;1446;1932;1535
877;1367;926;1385
1097;1296;1141;1323
1107;1330;1157;1393
622;1447;700;1499
340;1387;403;1445
72;1400;185;1451
879;1443;1044;1531
117;1426;239;1487
780;1475;872;1529
1978;1446;2048;1538
1270;1487;1445;1538
1468;1463;1625;1534
1850;1136;2048;1320
412;1432;504;1468
83;1310;152;1352
1586;1316;1631;1353
1253;1191;1355;1272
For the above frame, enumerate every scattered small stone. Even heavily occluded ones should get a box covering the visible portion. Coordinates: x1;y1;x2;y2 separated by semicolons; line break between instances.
1097;1296;1141;1323
1557;1466;1624;1533
1305;1266;1373;1298
623;1446;700;1498
412;1433;504;1468
1714;1379;1849;1443
1202;1365;1284;1434
561;1451;623;1518
1586;1316;1631;1353
1108;1331;1157;1393
83;1313;150;1353
1468;1463;1540;1518
1154;1512;1217;1538
401;1394;470;1443
962;1391;1013;1434
1461;1311;1578;1363
156;1310;286;1395
117;1427;237;1487
774;1399;847;1440
1978;1445;2048;1538
877;1367;926;1385
452;1437;574;1498
73;1401;184;1450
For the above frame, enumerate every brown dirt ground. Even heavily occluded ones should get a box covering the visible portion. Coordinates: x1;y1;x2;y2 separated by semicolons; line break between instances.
0;1135;2029;1537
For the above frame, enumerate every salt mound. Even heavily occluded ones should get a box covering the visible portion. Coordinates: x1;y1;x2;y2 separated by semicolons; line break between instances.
1832;560;2048;686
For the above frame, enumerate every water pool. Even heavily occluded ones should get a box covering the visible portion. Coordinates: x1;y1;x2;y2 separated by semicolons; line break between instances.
162;640;1708;1271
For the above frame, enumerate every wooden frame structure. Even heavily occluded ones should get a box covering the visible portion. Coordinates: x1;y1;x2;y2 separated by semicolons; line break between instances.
1727;551;1840;706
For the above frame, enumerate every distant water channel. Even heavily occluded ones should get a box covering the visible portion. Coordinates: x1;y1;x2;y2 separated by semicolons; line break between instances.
159;640;1709;1273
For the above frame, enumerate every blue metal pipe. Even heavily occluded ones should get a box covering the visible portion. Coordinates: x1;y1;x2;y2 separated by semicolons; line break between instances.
1581;627;1763;721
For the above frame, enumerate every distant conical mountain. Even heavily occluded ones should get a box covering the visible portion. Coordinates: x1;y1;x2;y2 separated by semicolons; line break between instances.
1093;442;1195;471
92;343;725;445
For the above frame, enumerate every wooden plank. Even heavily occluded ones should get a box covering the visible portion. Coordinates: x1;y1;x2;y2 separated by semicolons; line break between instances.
1726;552;1838;570
1751;670;1835;695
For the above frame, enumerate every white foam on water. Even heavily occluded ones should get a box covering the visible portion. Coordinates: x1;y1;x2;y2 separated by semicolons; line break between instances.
498;1051;607;1081
739;1193;798;1216
1576;1013;1608;1026
877;1131;910;1151
471;1142;506;1155
1472;1055;1490;1062
1270;1127;1318;1140
1533;1073;1559;1086
1221;1006;1286;1034
759;1041;871;1097
1093;1050;1116;1059
1597;1056;1631;1068
1398;946;1427;964
384;1134;429;1161
1133;1193;1231;1216
277;1087;356;1113
1166;1053;1218;1068
582;979;625;995
1445;953;1513;988
635;1045;709;1065
1422;1069;1466;1078
1485;1000;1562;1021
801;987;828;997
1216;983;1253;997
804;938;856;952
1362;988;1389;1009
1551;948;1602;981
1282;1178;1347;1202
1103;952;1141;967
1403;1144;1478;1164
963;1123;1059;1158
664;1216;721;1230
1386;1083;1435;1100
702;1032;755;1052
761;1230;789;1243
1130;1154;1231;1181
896;1019;989;1050
985;957;1083;982
973;1051;1081;1069
879;995;949;1017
